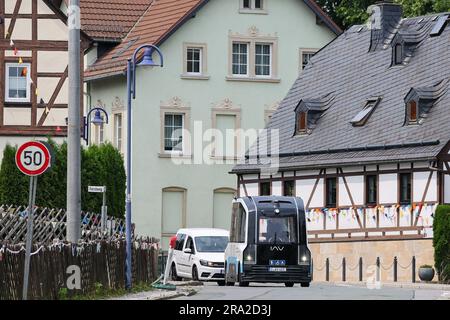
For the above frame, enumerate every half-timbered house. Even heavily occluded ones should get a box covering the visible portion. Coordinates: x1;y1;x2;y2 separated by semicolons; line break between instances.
232;2;450;281
0;0;87;153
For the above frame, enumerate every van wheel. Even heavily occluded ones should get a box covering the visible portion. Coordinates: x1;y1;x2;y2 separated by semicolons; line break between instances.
285;282;294;287
217;281;225;286
301;282;310;288
192;265;199;281
171;263;182;281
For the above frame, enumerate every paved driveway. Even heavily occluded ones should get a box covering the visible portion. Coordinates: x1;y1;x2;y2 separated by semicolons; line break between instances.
174;282;450;300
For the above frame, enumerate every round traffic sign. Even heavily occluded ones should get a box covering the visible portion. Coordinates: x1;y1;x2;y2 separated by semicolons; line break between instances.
15;141;52;176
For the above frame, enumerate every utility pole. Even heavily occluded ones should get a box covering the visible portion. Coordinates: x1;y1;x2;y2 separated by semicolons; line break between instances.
66;0;81;243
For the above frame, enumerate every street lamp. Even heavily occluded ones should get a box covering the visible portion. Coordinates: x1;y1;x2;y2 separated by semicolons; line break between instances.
82;107;109;145
125;44;164;289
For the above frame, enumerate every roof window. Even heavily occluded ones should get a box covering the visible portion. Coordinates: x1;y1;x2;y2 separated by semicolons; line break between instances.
350;97;381;126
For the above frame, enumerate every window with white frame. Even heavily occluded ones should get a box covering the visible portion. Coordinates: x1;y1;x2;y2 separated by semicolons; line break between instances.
300;50;317;71
186;47;202;74
229;35;278;80
255;43;271;77
114;113;123;152
241;0;265;11
164;113;184;152
95;122;104;145
5;63;31;103
232;43;249;76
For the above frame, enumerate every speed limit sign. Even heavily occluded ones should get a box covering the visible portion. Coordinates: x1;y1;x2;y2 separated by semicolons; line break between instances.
15;141;52;177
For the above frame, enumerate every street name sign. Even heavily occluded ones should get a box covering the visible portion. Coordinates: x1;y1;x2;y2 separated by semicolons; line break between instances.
88;186;106;193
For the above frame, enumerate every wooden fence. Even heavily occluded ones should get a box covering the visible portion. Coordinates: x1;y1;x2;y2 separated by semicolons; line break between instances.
0;239;159;300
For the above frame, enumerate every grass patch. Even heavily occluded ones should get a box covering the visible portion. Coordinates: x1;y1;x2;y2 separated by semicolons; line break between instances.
58;282;154;300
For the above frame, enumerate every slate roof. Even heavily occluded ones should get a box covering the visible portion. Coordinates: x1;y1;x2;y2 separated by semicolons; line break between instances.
84;0;342;81
233;9;450;174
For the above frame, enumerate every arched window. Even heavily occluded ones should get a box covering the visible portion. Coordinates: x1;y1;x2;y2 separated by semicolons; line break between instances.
408;100;418;123
297;111;307;133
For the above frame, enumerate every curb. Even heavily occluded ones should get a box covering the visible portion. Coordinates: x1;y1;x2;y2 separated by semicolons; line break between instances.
153;288;198;300
317;281;450;290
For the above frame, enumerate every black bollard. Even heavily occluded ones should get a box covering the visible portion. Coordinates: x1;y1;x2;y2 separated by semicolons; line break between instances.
412;256;416;283
326;258;330;282
359;257;363;282
342;257;346;282
394;257;398;282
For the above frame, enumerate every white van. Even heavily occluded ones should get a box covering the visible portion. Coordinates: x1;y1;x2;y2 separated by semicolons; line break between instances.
170;228;229;286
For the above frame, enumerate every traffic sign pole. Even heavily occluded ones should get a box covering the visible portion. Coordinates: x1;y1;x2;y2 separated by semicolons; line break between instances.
15;141;52;300
22;175;38;300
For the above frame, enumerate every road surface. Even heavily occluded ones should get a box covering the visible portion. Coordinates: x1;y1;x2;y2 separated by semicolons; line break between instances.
175;282;450;300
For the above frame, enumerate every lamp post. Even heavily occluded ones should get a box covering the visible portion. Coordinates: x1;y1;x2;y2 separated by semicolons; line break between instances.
125;45;164;289
82;107;109;145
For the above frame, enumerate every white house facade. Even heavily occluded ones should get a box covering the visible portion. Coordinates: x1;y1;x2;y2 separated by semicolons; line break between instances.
232;2;450;280
84;0;341;247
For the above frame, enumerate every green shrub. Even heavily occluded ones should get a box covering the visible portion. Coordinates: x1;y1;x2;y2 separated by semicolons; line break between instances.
0;140;126;218
433;205;450;283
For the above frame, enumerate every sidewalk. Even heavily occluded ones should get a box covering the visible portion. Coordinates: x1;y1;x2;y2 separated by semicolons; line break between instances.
108;281;202;300
318;281;450;291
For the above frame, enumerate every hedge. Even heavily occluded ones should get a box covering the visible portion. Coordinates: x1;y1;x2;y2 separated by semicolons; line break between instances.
433;205;450;283
0;139;126;218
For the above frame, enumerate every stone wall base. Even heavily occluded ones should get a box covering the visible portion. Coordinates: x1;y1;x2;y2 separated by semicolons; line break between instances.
310;239;435;283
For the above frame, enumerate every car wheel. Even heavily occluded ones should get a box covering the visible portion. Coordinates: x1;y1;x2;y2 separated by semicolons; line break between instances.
217;281;226;286
285;282;295;288
171;263;182;281
301;282;310;288
192;265;199;281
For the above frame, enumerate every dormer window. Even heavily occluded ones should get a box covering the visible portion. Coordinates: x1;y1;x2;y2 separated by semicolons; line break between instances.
393;43;404;65
403;79;449;126
297;111;307;134
407;100;418;124
294;93;335;136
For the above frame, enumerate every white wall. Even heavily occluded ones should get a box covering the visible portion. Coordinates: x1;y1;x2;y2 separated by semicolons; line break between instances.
379;174;398;204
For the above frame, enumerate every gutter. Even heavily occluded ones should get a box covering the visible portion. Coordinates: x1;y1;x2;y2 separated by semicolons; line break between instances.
230;156;437;175
245;140;440;160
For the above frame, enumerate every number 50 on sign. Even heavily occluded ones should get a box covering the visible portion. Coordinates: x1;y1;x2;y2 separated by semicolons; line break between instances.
15;141;53;176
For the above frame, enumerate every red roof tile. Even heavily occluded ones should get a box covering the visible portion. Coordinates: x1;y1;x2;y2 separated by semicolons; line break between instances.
85;0;206;80
66;0;153;41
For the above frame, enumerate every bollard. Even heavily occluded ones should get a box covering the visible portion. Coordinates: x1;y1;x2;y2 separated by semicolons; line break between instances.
359;257;363;282
326;258;330;282
376;257;381;282
342;257;346;282
412;256;416;283
393;257;398;282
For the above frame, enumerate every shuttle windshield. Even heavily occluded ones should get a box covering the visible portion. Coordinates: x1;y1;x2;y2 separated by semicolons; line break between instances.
258;216;297;244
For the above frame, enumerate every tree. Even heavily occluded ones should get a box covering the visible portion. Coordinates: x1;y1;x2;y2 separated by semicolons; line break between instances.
0;140;126;218
316;0;450;30
0;144;28;205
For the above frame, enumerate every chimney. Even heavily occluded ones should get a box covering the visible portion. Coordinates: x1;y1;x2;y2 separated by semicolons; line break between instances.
368;1;403;51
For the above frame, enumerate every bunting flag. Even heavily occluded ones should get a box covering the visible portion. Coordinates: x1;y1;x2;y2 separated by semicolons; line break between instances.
10;39;14;47
18;57;23;64
13;47;18;56
21;67;27;77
